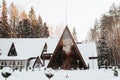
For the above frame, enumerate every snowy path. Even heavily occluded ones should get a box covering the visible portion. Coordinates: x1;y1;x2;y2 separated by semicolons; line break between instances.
0;69;119;80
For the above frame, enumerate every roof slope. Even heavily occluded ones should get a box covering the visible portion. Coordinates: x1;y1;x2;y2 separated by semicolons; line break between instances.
77;41;98;69
0;38;59;60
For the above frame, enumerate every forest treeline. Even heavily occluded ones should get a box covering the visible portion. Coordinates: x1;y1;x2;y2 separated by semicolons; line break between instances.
0;0;49;38
88;3;120;68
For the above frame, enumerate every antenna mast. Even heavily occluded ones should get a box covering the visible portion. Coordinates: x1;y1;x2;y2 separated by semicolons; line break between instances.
65;3;67;25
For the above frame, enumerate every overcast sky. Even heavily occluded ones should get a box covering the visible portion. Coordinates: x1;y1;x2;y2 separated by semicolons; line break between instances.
1;0;120;41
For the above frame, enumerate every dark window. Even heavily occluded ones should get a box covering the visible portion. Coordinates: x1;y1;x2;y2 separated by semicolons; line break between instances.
8;43;17;56
13;61;15;65
1;62;3;65
18;62;20;65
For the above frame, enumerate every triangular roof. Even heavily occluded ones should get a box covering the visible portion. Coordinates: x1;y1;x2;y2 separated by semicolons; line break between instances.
33;56;42;68
8;42;17;56
47;26;87;69
43;42;47;51
0;39;44;60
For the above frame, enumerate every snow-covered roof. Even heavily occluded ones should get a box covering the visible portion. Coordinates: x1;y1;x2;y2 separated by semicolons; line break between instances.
0;38;59;60
46;38;59;53
77;41;98;69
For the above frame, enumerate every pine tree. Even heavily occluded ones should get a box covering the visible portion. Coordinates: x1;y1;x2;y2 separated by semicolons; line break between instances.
20;11;28;20
97;30;109;68
9;2;19;38
17;11;28;38
22;19;32;38
37;15;42;25
17;19;32;38
29;7;37;37
0;20;3;38
1;0;10;38
43;22;49;38
36;15;44;37
29;7;37;28
17;21;22;38
72;27;77;42
93;19;99;41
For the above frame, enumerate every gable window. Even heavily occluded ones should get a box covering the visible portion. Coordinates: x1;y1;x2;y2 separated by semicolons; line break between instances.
8;43;17;56
43;43;47;52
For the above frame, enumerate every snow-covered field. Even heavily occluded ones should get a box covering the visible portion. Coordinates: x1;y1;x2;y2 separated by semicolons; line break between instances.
0;68;119;80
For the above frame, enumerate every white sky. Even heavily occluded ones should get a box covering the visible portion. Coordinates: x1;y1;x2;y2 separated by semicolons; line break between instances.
1;0;120;41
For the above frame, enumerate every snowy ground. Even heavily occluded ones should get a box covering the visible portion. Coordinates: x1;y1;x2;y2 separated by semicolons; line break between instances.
0;68;119;80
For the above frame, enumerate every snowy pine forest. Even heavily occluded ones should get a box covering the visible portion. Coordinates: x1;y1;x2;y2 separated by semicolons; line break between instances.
88;3;120;69
0;0;49;38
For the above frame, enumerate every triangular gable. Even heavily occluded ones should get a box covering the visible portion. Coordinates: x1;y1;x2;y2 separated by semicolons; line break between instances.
40;42;47;59
47;26;87;69
43;42;47;52
8;43;17;56
33;56;42;68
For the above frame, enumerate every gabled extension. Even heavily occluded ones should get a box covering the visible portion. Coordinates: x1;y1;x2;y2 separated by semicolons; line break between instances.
33;56;42;68
47;26;87;70
8;43;17;56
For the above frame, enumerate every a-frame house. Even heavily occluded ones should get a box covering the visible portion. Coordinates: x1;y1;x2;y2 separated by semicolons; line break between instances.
47;26;87;70
8;43;17;56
